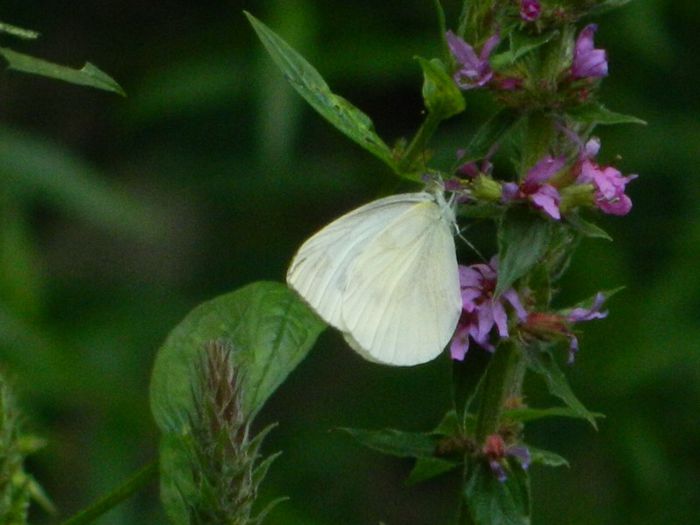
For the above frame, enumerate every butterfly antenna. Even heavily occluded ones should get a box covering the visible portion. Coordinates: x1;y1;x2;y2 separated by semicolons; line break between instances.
457;225;486;261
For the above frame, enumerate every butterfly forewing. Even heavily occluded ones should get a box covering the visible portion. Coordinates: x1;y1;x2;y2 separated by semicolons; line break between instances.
286;193;433;331
340;200;461;365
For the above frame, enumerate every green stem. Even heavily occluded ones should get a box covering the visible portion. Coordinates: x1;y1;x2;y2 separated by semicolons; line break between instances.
475;341;521;445
59;461;157;525
454;459;477;525
398;112;441;173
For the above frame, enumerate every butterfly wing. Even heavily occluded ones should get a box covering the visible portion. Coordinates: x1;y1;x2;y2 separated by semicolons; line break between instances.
286;193;433;331
340;200;461;366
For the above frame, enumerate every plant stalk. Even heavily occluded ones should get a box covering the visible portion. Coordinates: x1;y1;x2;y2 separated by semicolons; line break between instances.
59;461;157;525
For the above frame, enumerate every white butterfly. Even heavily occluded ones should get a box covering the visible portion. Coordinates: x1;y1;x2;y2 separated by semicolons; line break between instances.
287;191;461;366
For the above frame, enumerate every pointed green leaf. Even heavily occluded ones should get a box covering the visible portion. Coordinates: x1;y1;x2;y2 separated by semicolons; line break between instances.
0;22;39;40
0;47;124;95
339;428;436;458
459;109;521;164
504;406;604;423
406;457;460;485
416;57;465;120
566;213;613;241
464;461;531;525
527;446;570;468
567;102;646;126
432;410;460;436
496;207;554;296
150;281;326;432
524;347;598;428
491;30;559;69
245;12;396;171
587;0;634;16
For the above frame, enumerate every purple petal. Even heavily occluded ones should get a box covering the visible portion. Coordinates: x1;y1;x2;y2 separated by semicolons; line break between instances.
501;182;520;202
584;138;601;159
526;156;566;184
502;289;528;321
446;31;480;69
480;34;501;61
568;292;608;322
489;460;508;482
573;24;608;79
568;335;579;365
530;184;561;220
491;300;509;338
476;304;495;341
450;326;471;360
507;446;531;469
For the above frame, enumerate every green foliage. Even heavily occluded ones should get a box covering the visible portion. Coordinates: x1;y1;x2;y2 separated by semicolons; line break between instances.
150;281;325;429
0;22;39;40
458;109;521;164
0;127;159;238
338;428;437;459
0;374;52;524
496;208;556;296
0;48;124;95
463;461;531;525
523;346;598;428
416;57;465;120
565;213;613;241
245;12;398;174
567;102;646;126
150;282;324;524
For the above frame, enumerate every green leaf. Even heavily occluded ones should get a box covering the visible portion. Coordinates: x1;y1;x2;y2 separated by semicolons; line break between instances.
491;30;559;69
460;109;521;164
587;0;634;16
158;433;193;525
567;102;646;126
496;207;554;296
150;281;326;431
433;0;450;63
464;461;531;525
338;427;436;458
416;57;465;120
406;457;460;485
524;347;598;428
0;22;39;40
0;47;124;95
432;410;461;436
503;406;604;423
0;126;159;239
566;213;613;241
245;12;397;172
527;446;570;468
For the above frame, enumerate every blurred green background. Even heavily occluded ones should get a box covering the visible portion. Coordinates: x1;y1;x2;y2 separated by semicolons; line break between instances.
0;0;697;523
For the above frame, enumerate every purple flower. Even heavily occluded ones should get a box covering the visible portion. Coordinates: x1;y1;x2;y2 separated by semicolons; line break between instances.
503;156;566;220
565;292;608;362
525;293;609;363
446;31;500;90
520;0;541;22
567;292;608;323
577;159;637;215
572;24;608;79
449;258;527;361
